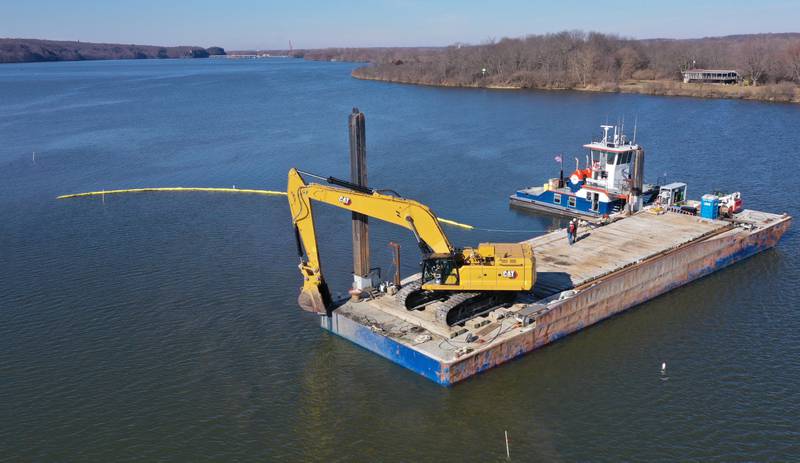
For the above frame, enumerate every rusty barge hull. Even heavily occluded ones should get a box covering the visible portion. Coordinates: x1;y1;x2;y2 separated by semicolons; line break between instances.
320;209;791;386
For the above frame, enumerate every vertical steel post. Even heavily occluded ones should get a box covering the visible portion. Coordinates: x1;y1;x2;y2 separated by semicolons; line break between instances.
349;108;370;287
388;242;401;287
630;147;645;212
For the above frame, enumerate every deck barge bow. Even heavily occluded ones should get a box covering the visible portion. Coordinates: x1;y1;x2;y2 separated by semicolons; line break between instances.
319;208;790;386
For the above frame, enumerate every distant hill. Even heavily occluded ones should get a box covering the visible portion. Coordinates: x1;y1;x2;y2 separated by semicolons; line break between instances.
0;38;226;64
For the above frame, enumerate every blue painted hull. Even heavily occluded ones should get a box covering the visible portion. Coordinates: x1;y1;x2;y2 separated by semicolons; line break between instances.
321;310;452;385
510;192;616;220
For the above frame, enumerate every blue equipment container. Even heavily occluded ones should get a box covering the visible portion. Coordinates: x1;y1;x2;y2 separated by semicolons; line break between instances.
701;194;720;219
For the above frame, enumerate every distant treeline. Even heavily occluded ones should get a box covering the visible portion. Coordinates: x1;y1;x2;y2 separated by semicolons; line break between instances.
301;32;800;103
0;39;226;64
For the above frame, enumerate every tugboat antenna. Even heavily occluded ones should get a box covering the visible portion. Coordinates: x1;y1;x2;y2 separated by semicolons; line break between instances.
601;124;613;145
633;116;638;144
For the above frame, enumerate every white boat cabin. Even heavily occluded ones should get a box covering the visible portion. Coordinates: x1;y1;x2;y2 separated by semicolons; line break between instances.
582;124;641;195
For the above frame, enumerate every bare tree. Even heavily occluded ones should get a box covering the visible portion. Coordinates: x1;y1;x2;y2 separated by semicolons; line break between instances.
573;43;597;87
786;41;800;83
738;39;771;85
616;46;644;80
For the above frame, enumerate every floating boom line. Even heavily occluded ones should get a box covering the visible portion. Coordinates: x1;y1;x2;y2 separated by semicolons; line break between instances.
434;217;474;230
56;187;478;230
57;187;288;200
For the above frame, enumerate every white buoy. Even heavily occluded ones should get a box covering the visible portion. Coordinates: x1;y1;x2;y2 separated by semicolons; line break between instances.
32;151;36;164
661;362;667;373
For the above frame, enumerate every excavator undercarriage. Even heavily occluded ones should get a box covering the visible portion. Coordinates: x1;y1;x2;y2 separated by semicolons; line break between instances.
395;279;517;326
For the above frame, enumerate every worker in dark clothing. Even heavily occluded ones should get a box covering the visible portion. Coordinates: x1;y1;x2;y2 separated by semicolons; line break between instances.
567;219;576;245
572;218;579;243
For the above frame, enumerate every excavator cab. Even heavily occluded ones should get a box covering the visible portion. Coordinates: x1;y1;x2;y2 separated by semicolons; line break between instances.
421;255;460;286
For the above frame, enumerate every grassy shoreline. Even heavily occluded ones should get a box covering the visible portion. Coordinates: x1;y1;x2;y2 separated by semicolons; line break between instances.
352;70;800;104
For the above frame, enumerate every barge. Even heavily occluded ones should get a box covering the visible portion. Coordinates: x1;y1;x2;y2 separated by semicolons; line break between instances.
320;208;790;386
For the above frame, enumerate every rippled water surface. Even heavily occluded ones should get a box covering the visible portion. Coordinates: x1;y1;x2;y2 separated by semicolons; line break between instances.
1;59;798;461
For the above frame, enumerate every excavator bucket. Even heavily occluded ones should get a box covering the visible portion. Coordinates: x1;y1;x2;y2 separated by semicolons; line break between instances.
297;282;332;315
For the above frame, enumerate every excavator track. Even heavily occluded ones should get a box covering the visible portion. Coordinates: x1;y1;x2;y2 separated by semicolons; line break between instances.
395;279;444;311
430;292;515;326
395;280;422;307
396;280;515;326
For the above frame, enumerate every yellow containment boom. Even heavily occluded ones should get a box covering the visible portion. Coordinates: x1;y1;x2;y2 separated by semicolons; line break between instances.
57;187;475;230
57;187;287;200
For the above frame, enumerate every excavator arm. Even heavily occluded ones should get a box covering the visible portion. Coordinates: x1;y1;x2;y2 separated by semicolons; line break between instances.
287;168;453;314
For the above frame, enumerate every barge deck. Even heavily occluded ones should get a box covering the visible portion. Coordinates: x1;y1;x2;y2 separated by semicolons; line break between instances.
321;209;791;386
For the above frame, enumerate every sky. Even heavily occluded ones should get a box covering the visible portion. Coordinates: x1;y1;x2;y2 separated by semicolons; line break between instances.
2;0;799;50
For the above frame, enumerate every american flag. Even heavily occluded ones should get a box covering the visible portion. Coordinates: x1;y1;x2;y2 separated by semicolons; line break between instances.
554;155;562;163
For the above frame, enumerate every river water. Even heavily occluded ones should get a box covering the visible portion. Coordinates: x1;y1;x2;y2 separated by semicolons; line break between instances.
1;59;798;461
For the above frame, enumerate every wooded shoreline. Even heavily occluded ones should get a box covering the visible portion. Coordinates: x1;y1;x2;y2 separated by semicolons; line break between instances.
303;31;800;104
351;70;800;104
0;38;225;64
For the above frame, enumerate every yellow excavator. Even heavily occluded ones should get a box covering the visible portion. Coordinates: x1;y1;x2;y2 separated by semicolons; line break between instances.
287;168;536;326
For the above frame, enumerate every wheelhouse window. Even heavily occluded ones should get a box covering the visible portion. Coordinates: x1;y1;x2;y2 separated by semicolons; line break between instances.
600;151;633;165
591;149;609;168
553;193;561;204
568;196;576;207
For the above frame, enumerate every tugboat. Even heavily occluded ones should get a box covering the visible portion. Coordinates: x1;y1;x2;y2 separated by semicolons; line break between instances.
510;124;658;221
